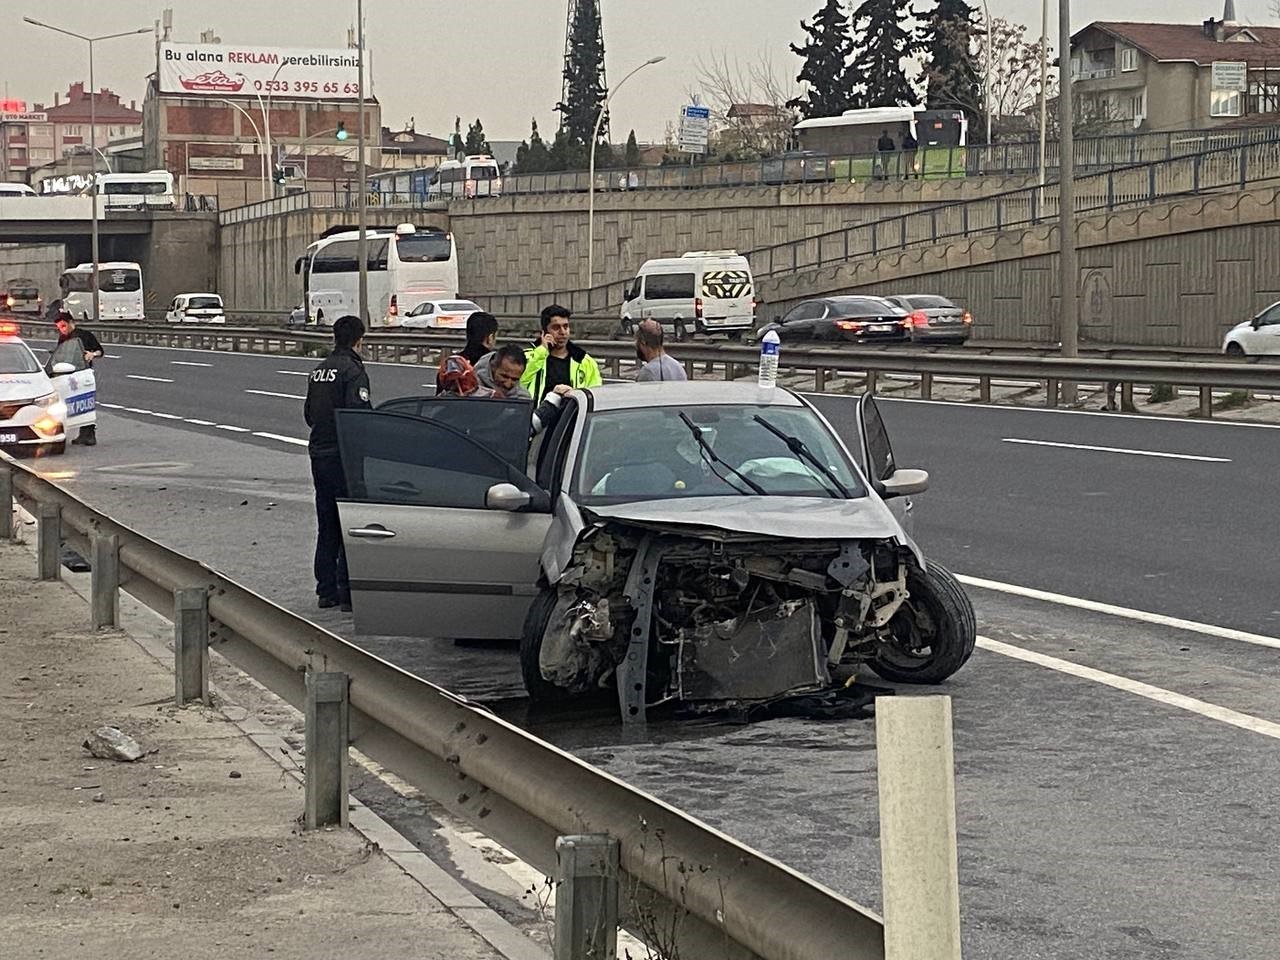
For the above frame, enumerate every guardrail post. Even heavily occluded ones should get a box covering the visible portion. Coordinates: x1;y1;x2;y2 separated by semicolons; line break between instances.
90;532;119;630
1199;386;1213;419
304;670;350;830
978;375;991;403
554;834;620;960
0;464;12;541
920;372;933;400
37;502;61;580
814;367;828;392
1046;378;1060;407
866;370;878;395
1120;381;1136;412
877;695;962;960
174;587;210;706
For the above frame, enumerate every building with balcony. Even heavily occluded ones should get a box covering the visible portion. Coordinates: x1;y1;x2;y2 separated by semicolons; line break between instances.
0;84;141;184
1071;1;1280;132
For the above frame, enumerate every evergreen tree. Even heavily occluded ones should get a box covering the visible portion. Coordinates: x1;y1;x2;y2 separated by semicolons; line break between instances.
464;118;493;156
624;129;641;166
557;0;609;158
787;0;858;119
515;118;551;173
850;0;918;108
917;0;981;130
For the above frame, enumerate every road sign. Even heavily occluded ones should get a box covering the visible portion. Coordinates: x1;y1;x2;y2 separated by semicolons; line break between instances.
678;105;711;155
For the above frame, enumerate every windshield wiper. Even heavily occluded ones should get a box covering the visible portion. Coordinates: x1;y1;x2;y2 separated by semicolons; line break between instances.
752;414;851;499
678;412;767;496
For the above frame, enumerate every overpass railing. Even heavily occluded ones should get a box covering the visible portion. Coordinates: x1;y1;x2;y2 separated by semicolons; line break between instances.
218;190;446;226
476;136;1280;314
499;124;1280;195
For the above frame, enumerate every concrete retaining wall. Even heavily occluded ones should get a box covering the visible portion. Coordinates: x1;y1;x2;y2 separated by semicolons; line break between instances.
0;244;66;304
758;186;1280;348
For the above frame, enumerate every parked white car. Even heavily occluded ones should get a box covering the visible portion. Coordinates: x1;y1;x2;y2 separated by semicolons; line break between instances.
1223;302;1280;356
0;320;99;455
399;298;482;330
165;293;226;324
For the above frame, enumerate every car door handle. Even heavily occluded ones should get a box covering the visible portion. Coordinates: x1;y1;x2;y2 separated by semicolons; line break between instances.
349;525;396;539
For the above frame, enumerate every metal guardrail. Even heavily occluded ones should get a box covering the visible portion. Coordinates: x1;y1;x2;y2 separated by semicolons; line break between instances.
498;125;1280;196
0;459;886;960
477;136;1280;314
15;318;1279;418
218;190;449;226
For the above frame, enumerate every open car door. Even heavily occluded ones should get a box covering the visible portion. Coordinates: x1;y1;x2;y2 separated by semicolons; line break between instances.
46;337;97;430
335;398;553;640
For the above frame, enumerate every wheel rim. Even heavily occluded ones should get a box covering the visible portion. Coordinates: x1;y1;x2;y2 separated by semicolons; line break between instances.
879;595;943;673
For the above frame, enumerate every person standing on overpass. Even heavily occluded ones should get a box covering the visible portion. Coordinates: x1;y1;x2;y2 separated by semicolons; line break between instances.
634;319;687;382
521;304;602;401
303;316;371;612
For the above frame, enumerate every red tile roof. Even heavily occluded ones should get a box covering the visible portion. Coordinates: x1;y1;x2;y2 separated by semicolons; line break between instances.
1081;21;1280;67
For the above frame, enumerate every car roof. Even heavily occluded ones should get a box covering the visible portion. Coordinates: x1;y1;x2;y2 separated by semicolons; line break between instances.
178;292;221;298
583;381;806;411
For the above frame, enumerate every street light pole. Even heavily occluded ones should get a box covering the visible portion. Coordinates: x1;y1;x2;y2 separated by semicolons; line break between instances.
356;0;368;325
1038;0;1049;185
587;56;665;287
980;0;993;146
24;17;149;321
1058;0;1079;400
217;98;267;199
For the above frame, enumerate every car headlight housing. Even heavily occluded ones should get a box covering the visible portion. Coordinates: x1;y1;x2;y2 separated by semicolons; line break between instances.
34;392;59;408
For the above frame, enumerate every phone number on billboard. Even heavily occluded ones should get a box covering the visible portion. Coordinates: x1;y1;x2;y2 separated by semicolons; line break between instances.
253;80;360;94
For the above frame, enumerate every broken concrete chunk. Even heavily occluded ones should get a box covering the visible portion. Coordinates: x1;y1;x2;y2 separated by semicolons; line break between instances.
83;726;144;762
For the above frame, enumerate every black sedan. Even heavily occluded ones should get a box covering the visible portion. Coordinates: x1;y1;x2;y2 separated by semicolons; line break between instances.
757;296;910;344
884;294;972;344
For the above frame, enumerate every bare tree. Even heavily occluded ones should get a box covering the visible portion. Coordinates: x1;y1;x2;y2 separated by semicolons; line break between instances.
689;49;799;158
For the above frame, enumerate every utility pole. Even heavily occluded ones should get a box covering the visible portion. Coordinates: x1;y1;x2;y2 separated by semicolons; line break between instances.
356;0;368;325
1038;0;1049;185
1057;0;1078;403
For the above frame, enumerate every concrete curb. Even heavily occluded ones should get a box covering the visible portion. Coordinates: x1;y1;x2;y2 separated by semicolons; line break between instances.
8;511;549;960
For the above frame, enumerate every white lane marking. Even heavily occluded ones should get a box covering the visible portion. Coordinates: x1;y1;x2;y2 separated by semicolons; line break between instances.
150;412;184;420
125;374;174;383
170;360;212;367
957;574;1280;651
253;431;308;446
124;407;153;415
879;395;1280;431
978;637;1280;741
1001;437;1231;462
184;418;215;426
245;388;306;400
276;370;310;376
104;354;122;359
216;424;250;433
98;402;123;410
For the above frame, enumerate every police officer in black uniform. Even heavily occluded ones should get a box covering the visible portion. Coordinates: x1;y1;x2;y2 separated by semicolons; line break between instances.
303;316;371;611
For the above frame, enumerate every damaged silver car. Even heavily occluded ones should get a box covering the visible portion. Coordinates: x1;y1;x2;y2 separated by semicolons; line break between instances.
335;382;975;722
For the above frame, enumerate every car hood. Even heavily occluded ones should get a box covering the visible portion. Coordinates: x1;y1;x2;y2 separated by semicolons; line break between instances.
0;373;53;400
585;495;909;541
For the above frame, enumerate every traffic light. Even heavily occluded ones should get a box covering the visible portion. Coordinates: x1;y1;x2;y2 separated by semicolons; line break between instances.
336;121;349;142
273;166;286;185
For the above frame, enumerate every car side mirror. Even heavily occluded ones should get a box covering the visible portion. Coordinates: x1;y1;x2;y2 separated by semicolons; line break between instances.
486;482;550;513
880;468;929;498
1252;318;1264;329
51;362;76;375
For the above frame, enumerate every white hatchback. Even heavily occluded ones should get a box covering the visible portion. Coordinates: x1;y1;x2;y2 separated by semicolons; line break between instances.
165;293;226;324
0;322;71;454
1223;302;1280;357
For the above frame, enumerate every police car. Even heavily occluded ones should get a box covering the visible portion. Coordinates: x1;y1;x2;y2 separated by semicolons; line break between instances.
0;321;96;455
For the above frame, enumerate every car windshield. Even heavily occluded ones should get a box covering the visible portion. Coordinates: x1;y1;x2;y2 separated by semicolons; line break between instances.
0;342;40;374
574;404;866;505
188;296;222;310
904;296;955;309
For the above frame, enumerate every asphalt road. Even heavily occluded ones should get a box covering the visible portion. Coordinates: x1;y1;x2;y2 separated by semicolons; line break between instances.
18;337;1280;960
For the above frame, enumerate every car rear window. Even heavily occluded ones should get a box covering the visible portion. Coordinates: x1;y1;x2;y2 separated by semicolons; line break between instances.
644;273;696;300
395;234;453;263
0;342;41;374
439;301;479;311
188;296;222;310
8;287;38;298
827;297;902;315
903;296;955;309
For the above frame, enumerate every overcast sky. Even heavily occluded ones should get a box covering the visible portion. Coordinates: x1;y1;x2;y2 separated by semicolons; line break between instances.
3;0;1272;143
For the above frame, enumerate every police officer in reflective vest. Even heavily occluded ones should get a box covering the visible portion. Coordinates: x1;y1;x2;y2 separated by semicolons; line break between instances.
303;316;371;611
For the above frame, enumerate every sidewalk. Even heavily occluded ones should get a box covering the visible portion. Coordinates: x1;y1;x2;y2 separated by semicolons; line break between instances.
0;539;508;960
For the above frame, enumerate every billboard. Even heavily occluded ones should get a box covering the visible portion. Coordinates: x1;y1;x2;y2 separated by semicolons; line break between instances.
159;42;361;100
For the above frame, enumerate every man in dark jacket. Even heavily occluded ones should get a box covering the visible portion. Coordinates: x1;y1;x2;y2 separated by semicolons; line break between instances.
54;312;104;446
303;316;371;611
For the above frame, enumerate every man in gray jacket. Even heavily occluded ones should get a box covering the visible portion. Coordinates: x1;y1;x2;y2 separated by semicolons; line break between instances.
474;343;570;433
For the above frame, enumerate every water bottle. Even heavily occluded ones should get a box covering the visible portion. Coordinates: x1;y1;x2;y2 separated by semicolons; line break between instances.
757;330;780;389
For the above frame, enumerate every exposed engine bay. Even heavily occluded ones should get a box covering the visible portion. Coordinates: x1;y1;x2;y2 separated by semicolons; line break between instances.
536;521;916;719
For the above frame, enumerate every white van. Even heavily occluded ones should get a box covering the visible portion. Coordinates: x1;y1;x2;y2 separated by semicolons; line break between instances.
0;183;37;198
621;251;756;339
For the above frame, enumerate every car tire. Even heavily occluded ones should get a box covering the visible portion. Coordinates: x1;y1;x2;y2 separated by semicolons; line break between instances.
869;561;976;685
1225;342;1246;357
727;330;743;342
519;587;578;703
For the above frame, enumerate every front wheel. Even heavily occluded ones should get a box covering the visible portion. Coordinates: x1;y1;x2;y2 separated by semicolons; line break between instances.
520;588;578;703
1225;342;1247;358
869;562;976;684
620;317;635;336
